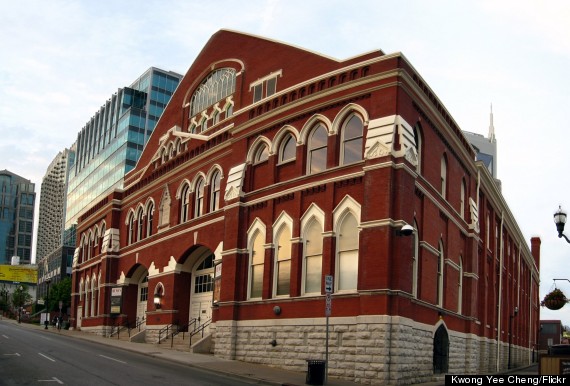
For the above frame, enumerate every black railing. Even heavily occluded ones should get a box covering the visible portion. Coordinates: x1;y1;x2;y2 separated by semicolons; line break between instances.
158;323;178;344
108;319;130;339
189;320;211;348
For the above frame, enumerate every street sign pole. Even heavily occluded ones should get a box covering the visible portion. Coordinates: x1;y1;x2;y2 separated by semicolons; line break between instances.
324;275;333;385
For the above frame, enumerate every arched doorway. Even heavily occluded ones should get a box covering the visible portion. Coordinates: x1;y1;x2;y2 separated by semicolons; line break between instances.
130;266;149;325
433;324;450;374
189;249;215;328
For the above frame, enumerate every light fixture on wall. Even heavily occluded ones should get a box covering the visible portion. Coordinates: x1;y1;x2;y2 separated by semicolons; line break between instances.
154;284;163;310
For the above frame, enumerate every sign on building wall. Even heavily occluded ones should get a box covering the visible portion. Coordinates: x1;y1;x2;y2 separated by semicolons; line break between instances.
110;287;122;315
0;265;37;284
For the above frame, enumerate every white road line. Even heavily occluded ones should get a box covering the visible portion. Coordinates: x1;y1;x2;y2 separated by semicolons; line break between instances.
99;354;127;364
2;334;9;339
3;353;20;356
38;353;56;362
38;377;64;384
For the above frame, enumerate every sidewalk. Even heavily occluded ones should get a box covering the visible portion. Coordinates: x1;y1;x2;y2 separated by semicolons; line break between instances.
1;318;357;386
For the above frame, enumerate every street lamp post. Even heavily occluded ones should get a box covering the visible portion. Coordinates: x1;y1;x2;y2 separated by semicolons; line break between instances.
508;306;519;369
17;285;23;323
554;206;570;243
45;278;51;329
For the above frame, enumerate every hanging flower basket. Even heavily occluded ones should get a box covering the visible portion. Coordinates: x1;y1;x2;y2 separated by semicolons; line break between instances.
541;288;569;310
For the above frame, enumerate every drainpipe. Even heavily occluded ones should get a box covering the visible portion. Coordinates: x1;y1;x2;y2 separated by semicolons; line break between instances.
496;212;505;372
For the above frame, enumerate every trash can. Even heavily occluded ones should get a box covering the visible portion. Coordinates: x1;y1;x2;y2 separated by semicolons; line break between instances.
306;359;326;385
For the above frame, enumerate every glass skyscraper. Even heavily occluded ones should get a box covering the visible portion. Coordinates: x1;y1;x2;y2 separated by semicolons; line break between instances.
65;67;182;232
0;170;35;265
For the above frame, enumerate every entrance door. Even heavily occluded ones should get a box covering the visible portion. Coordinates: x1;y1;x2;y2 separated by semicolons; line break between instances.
433;324;450;374
189;253;214;333
76;306;82;329
137;274;148;325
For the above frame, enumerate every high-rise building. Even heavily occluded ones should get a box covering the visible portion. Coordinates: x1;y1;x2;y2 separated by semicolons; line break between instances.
65;67;182;233
0;170;35;264
463;105;498;179
36;149;74;299
37;149;72;260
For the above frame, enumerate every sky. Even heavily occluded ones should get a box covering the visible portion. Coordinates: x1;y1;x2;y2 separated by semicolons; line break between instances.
1;0;570;326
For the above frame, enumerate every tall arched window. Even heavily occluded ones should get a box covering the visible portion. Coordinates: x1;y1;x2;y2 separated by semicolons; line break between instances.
254;143;269;163
303;220;323;295
249;230;265;299
460;179;466;219
279;134;296;163
210;171;221;212
337;213;359;291
437;241;444;307
441;156;448;199
412;220;419;298
194;178;205;217
180;184;190;223
136;208;144;242
274;225;292;297
127;214;135;245
308;124;328;174
458;256;463;314
146;202;154;237
341;115;363;165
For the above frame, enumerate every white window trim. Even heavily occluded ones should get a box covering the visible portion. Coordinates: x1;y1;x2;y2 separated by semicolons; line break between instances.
333;195;361;293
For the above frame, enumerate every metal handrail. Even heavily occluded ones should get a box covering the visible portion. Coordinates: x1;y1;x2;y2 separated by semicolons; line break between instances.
135;316;146;332
158;323;177;344
189;319;211;347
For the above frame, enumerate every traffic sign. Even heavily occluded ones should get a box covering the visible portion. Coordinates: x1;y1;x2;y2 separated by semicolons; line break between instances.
325;275;333;294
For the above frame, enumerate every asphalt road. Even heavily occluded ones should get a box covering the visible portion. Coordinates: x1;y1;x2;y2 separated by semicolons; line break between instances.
0;322;257;386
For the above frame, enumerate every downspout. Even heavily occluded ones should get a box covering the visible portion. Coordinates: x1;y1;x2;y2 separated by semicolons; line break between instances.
496;212;505;372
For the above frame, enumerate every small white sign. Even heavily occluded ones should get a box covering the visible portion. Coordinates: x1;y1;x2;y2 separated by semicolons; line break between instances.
325;275;333;294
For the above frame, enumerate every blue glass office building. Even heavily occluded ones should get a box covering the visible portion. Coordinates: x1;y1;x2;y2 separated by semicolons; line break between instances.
65;67;182;231
0;170;35;265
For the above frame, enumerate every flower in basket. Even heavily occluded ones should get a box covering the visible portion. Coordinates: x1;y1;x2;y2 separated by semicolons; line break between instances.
541;288;569;310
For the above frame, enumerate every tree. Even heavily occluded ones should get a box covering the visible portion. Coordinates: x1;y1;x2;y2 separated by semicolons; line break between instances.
48;277;71;314
12;284;32;308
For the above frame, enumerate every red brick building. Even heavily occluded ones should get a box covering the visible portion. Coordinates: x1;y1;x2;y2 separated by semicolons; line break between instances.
71;30;540;384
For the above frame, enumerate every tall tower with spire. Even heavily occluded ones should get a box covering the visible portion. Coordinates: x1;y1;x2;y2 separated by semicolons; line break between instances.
462;104;499;180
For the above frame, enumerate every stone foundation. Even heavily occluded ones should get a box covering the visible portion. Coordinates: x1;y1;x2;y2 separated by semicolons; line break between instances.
212;315;533;385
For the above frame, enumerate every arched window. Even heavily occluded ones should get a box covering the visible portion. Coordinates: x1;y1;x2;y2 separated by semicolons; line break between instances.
274;225;292;297
180;184;190;223
194;178;205;217
341;115;363;165
279;134;296;163
146;202;154;237
460;180;466;219
249;230;265;299
437;241;444;307
210;171;221;212
337;213;359;291
458;256;463;314
441;156;448;199
127;214;135;245
412;220;419;298
91;277;96;317
190;68;236;117
136;208;144;242
254;143;269;163
303;220;323;295
308;124;328;174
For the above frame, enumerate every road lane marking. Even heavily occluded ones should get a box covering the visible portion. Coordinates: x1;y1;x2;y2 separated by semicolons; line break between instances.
99;354;127;364
3;353;20;356
2;334;9;339
39;353;56;362
38;377;64;384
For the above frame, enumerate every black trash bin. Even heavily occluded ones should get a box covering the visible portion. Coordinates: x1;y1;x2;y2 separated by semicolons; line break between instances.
306;359;326;385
